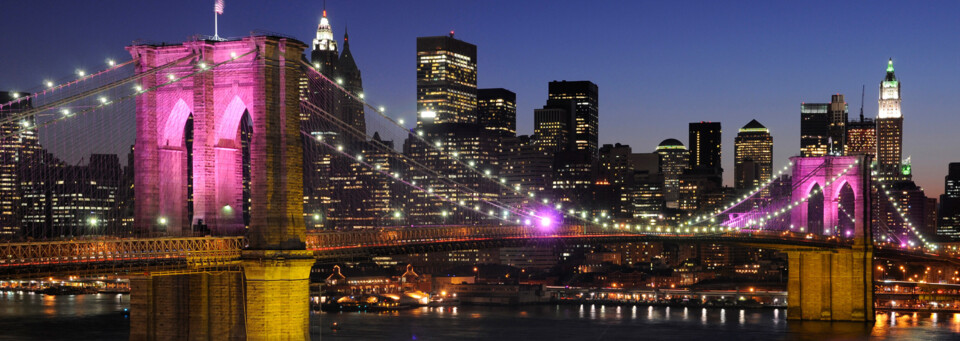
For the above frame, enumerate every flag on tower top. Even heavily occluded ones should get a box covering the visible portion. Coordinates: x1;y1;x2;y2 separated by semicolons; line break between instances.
215;0;224;15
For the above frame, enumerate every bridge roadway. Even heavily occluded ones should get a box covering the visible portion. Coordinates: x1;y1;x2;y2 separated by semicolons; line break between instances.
0;225;854;279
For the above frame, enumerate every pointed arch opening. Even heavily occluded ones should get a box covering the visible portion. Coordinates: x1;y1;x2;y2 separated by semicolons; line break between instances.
837;182;856;238
808;184;824;235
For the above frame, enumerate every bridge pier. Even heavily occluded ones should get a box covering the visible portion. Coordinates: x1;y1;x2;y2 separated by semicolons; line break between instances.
786;248;874;321
241;250;315;340
129;273;246;340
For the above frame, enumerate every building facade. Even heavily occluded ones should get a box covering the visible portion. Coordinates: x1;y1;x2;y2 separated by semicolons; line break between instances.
877;59;903;178
417;34;478;126
547;81;598;158
688;122;722;175
734;119;773;192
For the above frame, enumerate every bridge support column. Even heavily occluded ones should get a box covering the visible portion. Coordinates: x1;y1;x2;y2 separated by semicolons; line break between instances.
786;247;874;321
129;273;246;340
241;250;315;341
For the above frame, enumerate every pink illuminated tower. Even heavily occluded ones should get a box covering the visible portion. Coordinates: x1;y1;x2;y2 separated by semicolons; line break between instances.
128;36;307;245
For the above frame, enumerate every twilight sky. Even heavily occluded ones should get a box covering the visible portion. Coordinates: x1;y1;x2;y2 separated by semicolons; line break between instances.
2;1;959;196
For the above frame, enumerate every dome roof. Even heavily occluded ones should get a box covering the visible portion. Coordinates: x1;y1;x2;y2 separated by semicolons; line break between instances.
656;138;686;150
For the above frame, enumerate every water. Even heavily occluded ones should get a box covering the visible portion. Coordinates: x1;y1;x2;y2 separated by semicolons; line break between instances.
2;293;959;340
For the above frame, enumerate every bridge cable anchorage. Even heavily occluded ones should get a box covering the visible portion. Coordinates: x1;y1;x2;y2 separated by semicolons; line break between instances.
1;50;255;141
0;53;199;128
301;64;609;229
0;59;138;111
299;101;540;226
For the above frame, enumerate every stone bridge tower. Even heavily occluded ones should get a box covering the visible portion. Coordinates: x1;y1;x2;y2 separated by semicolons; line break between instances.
128;35;314;340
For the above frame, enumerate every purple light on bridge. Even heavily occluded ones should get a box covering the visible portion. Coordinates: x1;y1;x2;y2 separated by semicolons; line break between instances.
534;209;560;232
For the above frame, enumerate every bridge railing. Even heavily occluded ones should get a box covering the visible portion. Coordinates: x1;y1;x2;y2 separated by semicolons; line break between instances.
0;237;245;269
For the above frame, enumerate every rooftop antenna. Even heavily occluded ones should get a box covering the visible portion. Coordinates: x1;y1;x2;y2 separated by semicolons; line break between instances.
859;84;865;121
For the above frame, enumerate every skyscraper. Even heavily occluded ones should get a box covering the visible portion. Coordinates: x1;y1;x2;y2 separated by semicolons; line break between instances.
800;103;829;157
939;163;960;241
477;88;516;138
828;94;848;155
311;10;339;75
0;91;41;237
656;139;688;209
533;106;571;155
417;33;478;125
547;81;599;158
302;10;371;229
877;59;903;178
688;122;721;174
734;119;773;191
845;114;876;157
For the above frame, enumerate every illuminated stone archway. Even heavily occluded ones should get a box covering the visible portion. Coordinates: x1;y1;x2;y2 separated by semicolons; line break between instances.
129;37;307;243
789;156;868;239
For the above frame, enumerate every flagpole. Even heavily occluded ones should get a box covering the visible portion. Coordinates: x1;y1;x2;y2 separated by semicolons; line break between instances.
214;11;219;39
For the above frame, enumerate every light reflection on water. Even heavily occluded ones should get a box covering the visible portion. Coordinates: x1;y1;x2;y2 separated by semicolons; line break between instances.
1;293;959;340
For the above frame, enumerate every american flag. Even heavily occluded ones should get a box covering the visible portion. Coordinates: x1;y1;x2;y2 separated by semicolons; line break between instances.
214;0;224;15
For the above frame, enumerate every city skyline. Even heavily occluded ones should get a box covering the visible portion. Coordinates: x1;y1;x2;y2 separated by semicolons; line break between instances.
1;1;960;197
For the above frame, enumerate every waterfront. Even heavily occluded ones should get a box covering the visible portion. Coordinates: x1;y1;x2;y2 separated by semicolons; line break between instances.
2;293;960;340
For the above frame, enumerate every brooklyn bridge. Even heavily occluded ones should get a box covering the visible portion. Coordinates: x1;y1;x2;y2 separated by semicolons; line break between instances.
0;34;952;339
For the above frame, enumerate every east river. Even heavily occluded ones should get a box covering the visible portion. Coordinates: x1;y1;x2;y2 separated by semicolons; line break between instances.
1;292;959;340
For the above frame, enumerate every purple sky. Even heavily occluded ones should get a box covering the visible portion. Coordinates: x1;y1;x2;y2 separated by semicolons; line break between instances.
2;1;960;196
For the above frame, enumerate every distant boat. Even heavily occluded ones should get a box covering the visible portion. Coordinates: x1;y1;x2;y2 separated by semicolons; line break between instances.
428;295;460;307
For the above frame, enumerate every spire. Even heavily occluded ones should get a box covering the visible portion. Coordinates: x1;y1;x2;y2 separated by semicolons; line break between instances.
884;58;897;83
313;7;337;52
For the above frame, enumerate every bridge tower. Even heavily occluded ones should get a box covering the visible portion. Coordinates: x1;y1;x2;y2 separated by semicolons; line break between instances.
786;155;874;321
128;36;314;340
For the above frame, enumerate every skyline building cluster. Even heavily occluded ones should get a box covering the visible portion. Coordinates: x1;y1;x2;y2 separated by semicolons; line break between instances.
0;10;957;246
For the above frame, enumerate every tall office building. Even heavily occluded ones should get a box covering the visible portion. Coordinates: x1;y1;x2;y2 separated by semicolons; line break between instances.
845;114;876;157
688;122;721;174
800;103;829;157
0;91;41;237
477;88;516;138
599;143;632;217
939;163;960;241
302;10;371;229
599;143;632;187
311;10;339;75
417;33;478;125
533;106;571;155
828;94;848;155
656;139;688;209
624;153;663;219
403;123;499;224
734;120;773;191
877;59;903;178
547;81;599;158
500;135;553;207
